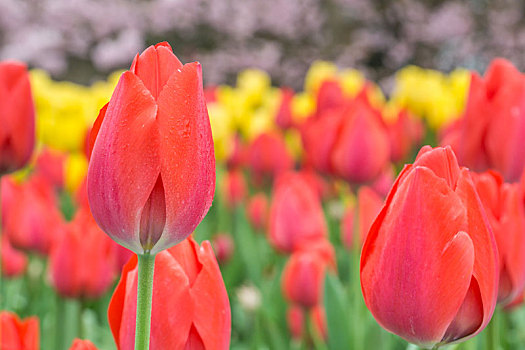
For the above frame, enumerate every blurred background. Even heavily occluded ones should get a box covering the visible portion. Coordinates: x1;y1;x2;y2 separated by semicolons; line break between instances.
1;0;523;90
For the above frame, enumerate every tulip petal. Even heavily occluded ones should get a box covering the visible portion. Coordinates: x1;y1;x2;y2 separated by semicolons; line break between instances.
151;62;215;253
87;71;160;253
190;241;231;350
455;169;499;337
108;255;137;347
131;43;183;99
442;277;483;343
361;166;473;347
88;103;107;159
414;145;460;189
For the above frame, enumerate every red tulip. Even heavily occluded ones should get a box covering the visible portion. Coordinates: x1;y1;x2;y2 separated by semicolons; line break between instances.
69;339;98;350
440;72;490;172
0;61;35;175
246;132;293;185
315;80;345;117
275;88;295;129
1;234;27;277
246;192;269;231
361;146;498;347
221;168;246;208
34;148;66;188
269;172;328;253
226;135;246;169
87;42;215;254
108;236;230;349
287;305;304;340
370;166;395;198
0;311;39;350
356;186;384;246
484;60;525;182
331;99;390;183
386;110;423;163
473;171;525;305
341;186;384;250
301;111;343;175
212;233;235;264
287;305;327;341
2;175;64;255
49;206;116;298
441;59;525;181
282;239;335;308
340;203;355;250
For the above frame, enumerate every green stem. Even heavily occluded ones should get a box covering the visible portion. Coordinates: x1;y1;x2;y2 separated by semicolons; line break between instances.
55;295;66;350
135;253;156;350
78;299;84;340
486;308;500;350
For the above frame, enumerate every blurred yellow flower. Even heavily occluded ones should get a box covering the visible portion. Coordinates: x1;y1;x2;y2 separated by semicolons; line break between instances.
64;152;88;193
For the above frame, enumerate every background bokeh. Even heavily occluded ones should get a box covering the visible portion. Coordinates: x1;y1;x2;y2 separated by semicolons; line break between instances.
2;0;524;89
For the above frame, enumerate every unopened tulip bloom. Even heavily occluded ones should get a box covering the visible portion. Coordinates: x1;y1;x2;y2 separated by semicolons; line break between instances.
473;171;525;305
301;111;343;175
246;132;293;185
361;146;498;348
0;311;39;350
49;206;116;299
221;168;246;208
69;339;98;350
108;236;231;349
34;148;66;188
247;193;269;231
212;233;235;264
442;59;525;181
269;172;328;253
315;80;346;116
282;239;335;308
87;42;215;255
1;234;27;277
386;109;423;163
2;175;64;255
331;98;390;183
341;186;384;250
275;88;295;129
287;305;327;341
0;61;35;175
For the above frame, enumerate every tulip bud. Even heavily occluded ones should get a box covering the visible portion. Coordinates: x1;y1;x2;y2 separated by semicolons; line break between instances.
361;146;498;347
221;168;246;209
1;234;27;278
287;305;327;341
315;80;345;116
282;239;335;308
108;236;230;349
69;339;98;350
330;99;390;184
246;132;293;185
87;42;215;255
0;61;35;175
473;171;525;305
212;233;235;264
275;88;295;129
247;193;269;231
0;311;39;350
269;172;328;253
34;148;66;188
2;175;64;255
49;206;116;299
386;110;423;163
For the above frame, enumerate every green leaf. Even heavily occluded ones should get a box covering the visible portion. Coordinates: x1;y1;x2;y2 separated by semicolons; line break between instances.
324;273;352;350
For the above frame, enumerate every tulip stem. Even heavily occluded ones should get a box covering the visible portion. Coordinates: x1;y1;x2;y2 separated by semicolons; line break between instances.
135;253;156;350
486;307;500;350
